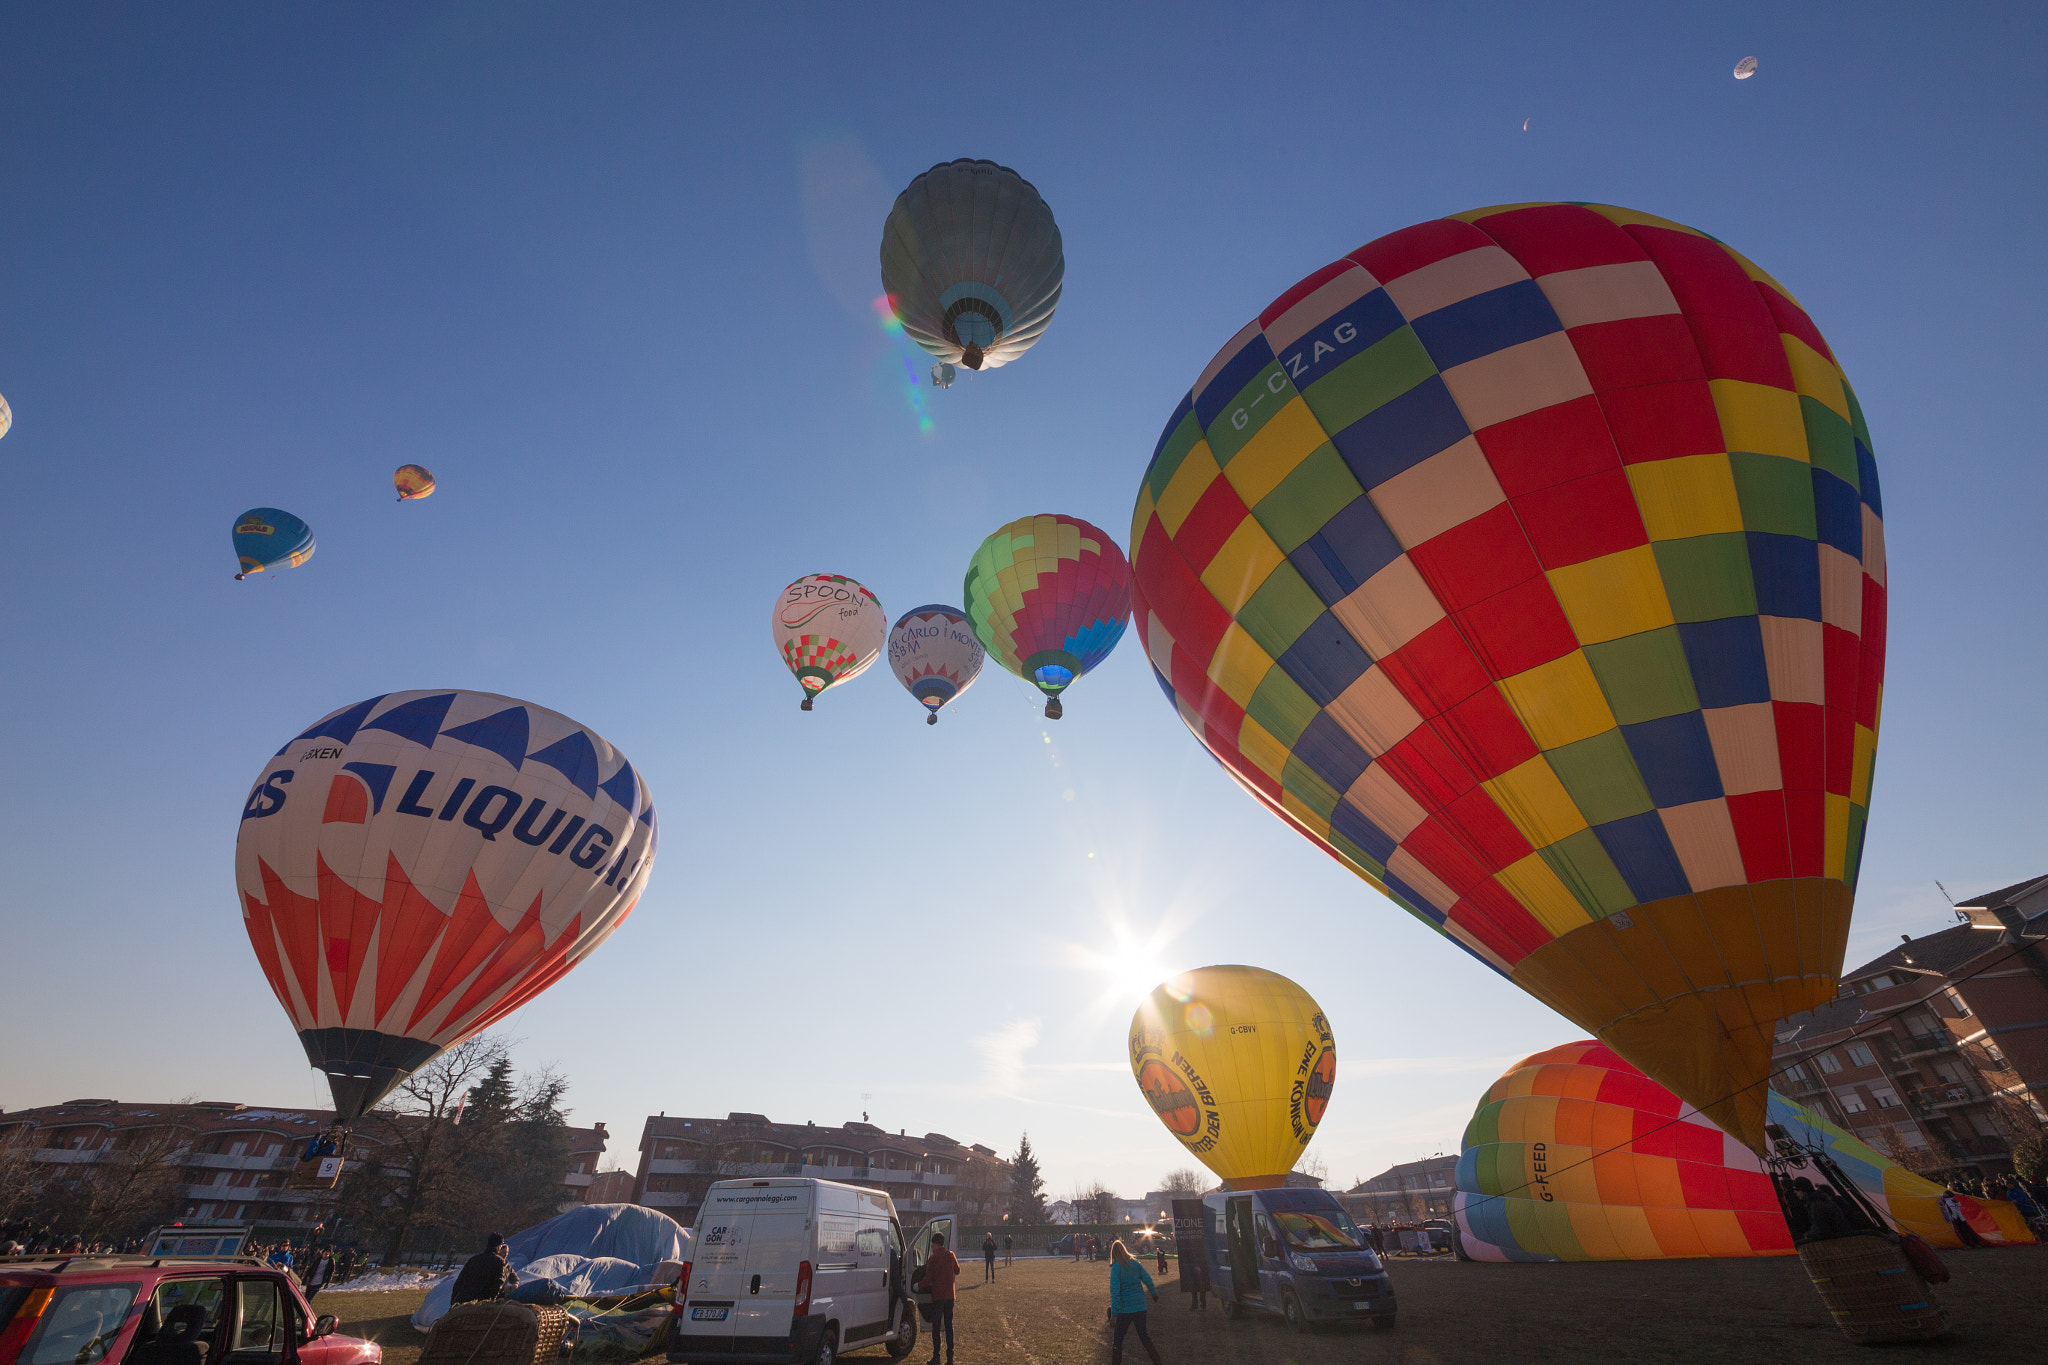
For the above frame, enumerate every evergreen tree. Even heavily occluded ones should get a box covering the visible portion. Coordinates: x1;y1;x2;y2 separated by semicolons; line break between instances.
1007;1133;1047;1224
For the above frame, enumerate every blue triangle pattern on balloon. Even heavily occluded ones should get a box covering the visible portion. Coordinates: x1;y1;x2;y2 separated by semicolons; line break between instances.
362;693;457;748
439;707;531;770
276;694;388;755
526;730;601;798
598;759;637;810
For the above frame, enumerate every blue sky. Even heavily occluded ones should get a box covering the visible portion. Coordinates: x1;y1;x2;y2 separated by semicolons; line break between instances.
2;4;2043;1200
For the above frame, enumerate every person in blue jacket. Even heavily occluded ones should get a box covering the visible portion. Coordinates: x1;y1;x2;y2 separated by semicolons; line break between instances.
1106;1240;1163;1365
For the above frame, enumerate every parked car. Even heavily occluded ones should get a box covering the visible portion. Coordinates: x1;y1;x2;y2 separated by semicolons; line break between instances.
1202;1188;1396;1331
0;1252;379;1365
1043;1234;1075;1256
669;1178;937;1365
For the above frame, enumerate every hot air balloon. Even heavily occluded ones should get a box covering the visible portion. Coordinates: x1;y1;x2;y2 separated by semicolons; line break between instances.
1129;204;1885;1153
1455;1041;2035;1259
931;363;957;389
880;159;1063;372
1129;966;1335;1189
395;464;436;500
774;574;887;711
237;689;658;1121
0;391;11;441
233;507;316;579
1734;56;1759;79
964;514;1131;719
888;604;985;724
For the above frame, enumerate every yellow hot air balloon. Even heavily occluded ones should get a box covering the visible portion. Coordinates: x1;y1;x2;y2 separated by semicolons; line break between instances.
1129;965;1335;1189
394;464;436;500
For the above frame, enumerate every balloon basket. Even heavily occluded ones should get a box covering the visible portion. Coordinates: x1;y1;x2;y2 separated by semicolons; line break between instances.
1797;1233;1948;1345
420;1303;572;1365
1043;699;1063;720
926;713;937;725
800;698;813;711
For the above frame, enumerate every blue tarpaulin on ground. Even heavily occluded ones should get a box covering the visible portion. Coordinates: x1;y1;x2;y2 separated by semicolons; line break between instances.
411;1204;691;1329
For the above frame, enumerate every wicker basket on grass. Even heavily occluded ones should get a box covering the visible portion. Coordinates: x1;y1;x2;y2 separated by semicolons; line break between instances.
1798;1233;1949;1345
420;1302;574;1365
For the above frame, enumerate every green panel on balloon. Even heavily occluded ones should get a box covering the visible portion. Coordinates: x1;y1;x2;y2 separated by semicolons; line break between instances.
1543;733;1654;826
1652;536;1758;623
1252;444;1361;553
1540;827;1641;918
1248;668;1318;750
1235;563;1324;661
1299;327;1437;437
1206;362;1295;464
1801;399;1860;488
1148;410;1206;504
1729;452;1818;538
1582;628;1700;725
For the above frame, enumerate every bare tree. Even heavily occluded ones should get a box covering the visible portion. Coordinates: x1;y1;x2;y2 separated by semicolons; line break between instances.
1294;1152;1328;1186
39;1111;199;1244
0;1129;48;1228
1069;1181;1118;1227
1158;1168;1206;1200
358;1034;509;1265
955;1156;1009;1226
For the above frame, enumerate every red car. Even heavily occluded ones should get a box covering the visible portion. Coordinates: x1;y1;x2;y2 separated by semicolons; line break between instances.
0;1255;380;1365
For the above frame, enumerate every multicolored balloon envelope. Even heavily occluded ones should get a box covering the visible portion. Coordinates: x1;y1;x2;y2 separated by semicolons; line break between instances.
964;514;1131;719
1456;1040;1791;1261
394;464;436;500
236;690;658;1120
1129;204;1887;1151
1454;1041;2035;1261
880;159;1063;372
233;507;316;580
1129;965;1335;1190
0;391;11;441
773;574;887;711
888;604;985;724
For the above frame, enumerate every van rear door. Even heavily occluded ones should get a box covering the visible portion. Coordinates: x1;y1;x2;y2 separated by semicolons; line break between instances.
678;1214;751;1352
734;1211;810;1345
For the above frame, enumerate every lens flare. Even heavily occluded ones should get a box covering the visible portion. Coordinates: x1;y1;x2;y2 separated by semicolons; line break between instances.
1184;1002;1214;1037
872;294;934;435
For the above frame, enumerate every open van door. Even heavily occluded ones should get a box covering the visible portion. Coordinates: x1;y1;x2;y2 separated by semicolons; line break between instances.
1223;1197;1261;1302
906;1218;955;1321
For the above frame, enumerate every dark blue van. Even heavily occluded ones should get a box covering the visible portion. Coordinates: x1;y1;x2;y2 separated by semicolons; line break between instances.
1203;1188;1395;1330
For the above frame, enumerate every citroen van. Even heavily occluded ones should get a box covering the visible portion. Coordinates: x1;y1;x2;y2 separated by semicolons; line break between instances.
1203;1187;1396;1331
669;1178;948;1365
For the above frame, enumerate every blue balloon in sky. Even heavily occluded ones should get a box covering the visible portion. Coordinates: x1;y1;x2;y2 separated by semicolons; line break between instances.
232;507;315;580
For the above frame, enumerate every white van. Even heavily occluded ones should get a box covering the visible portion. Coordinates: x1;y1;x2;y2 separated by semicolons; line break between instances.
668;1177;951;1365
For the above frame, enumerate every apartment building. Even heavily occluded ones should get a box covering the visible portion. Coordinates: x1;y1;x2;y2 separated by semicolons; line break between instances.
1770;875;2048;1180
1344;1156;1457;1224
630;1112;1008;1229
0;1099;612;1228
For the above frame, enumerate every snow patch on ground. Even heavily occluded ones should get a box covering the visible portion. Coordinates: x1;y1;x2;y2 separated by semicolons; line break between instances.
330;1269;451;1293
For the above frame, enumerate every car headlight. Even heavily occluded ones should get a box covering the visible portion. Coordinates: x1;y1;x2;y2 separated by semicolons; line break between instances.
1287;1252;1317;1273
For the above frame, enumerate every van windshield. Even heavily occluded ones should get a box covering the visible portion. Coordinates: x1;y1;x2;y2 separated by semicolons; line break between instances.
1274;1208;1367;1252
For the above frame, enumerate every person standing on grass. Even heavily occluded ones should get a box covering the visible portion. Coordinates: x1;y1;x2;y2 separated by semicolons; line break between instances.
914;1233;961;1365
1938;1190;1983;1248
1106;1241;1162;1365
981;1231;997;1283
1003;1232;1013;1267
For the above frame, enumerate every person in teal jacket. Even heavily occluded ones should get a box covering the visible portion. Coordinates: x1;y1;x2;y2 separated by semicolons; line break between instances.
1107;1241;1163;1365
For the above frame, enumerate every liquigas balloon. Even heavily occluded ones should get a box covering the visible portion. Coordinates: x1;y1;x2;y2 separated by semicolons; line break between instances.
395;464;436;500
1129;965;1335;1189
237;690;657;1120
233;507;316;579
1455;1041;2036;1259
774;574;887;711
888;604;985;725
963;514;1131;720
1130;204;1886;1151
880;159;1063;372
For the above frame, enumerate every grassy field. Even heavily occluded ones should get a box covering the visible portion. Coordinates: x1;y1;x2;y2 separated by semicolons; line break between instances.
316;1245;2048;1365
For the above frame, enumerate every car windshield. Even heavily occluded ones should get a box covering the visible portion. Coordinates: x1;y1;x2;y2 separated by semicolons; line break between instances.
22;1283;141;1365
1274;1208;1367;1252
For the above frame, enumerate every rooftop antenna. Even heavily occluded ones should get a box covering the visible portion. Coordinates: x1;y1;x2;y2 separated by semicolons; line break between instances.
1935;881;1955;906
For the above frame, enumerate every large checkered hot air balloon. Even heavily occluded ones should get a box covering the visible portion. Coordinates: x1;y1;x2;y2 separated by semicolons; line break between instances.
964;514;1131;720
237;690;658;1119
1129;205;1885;1152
